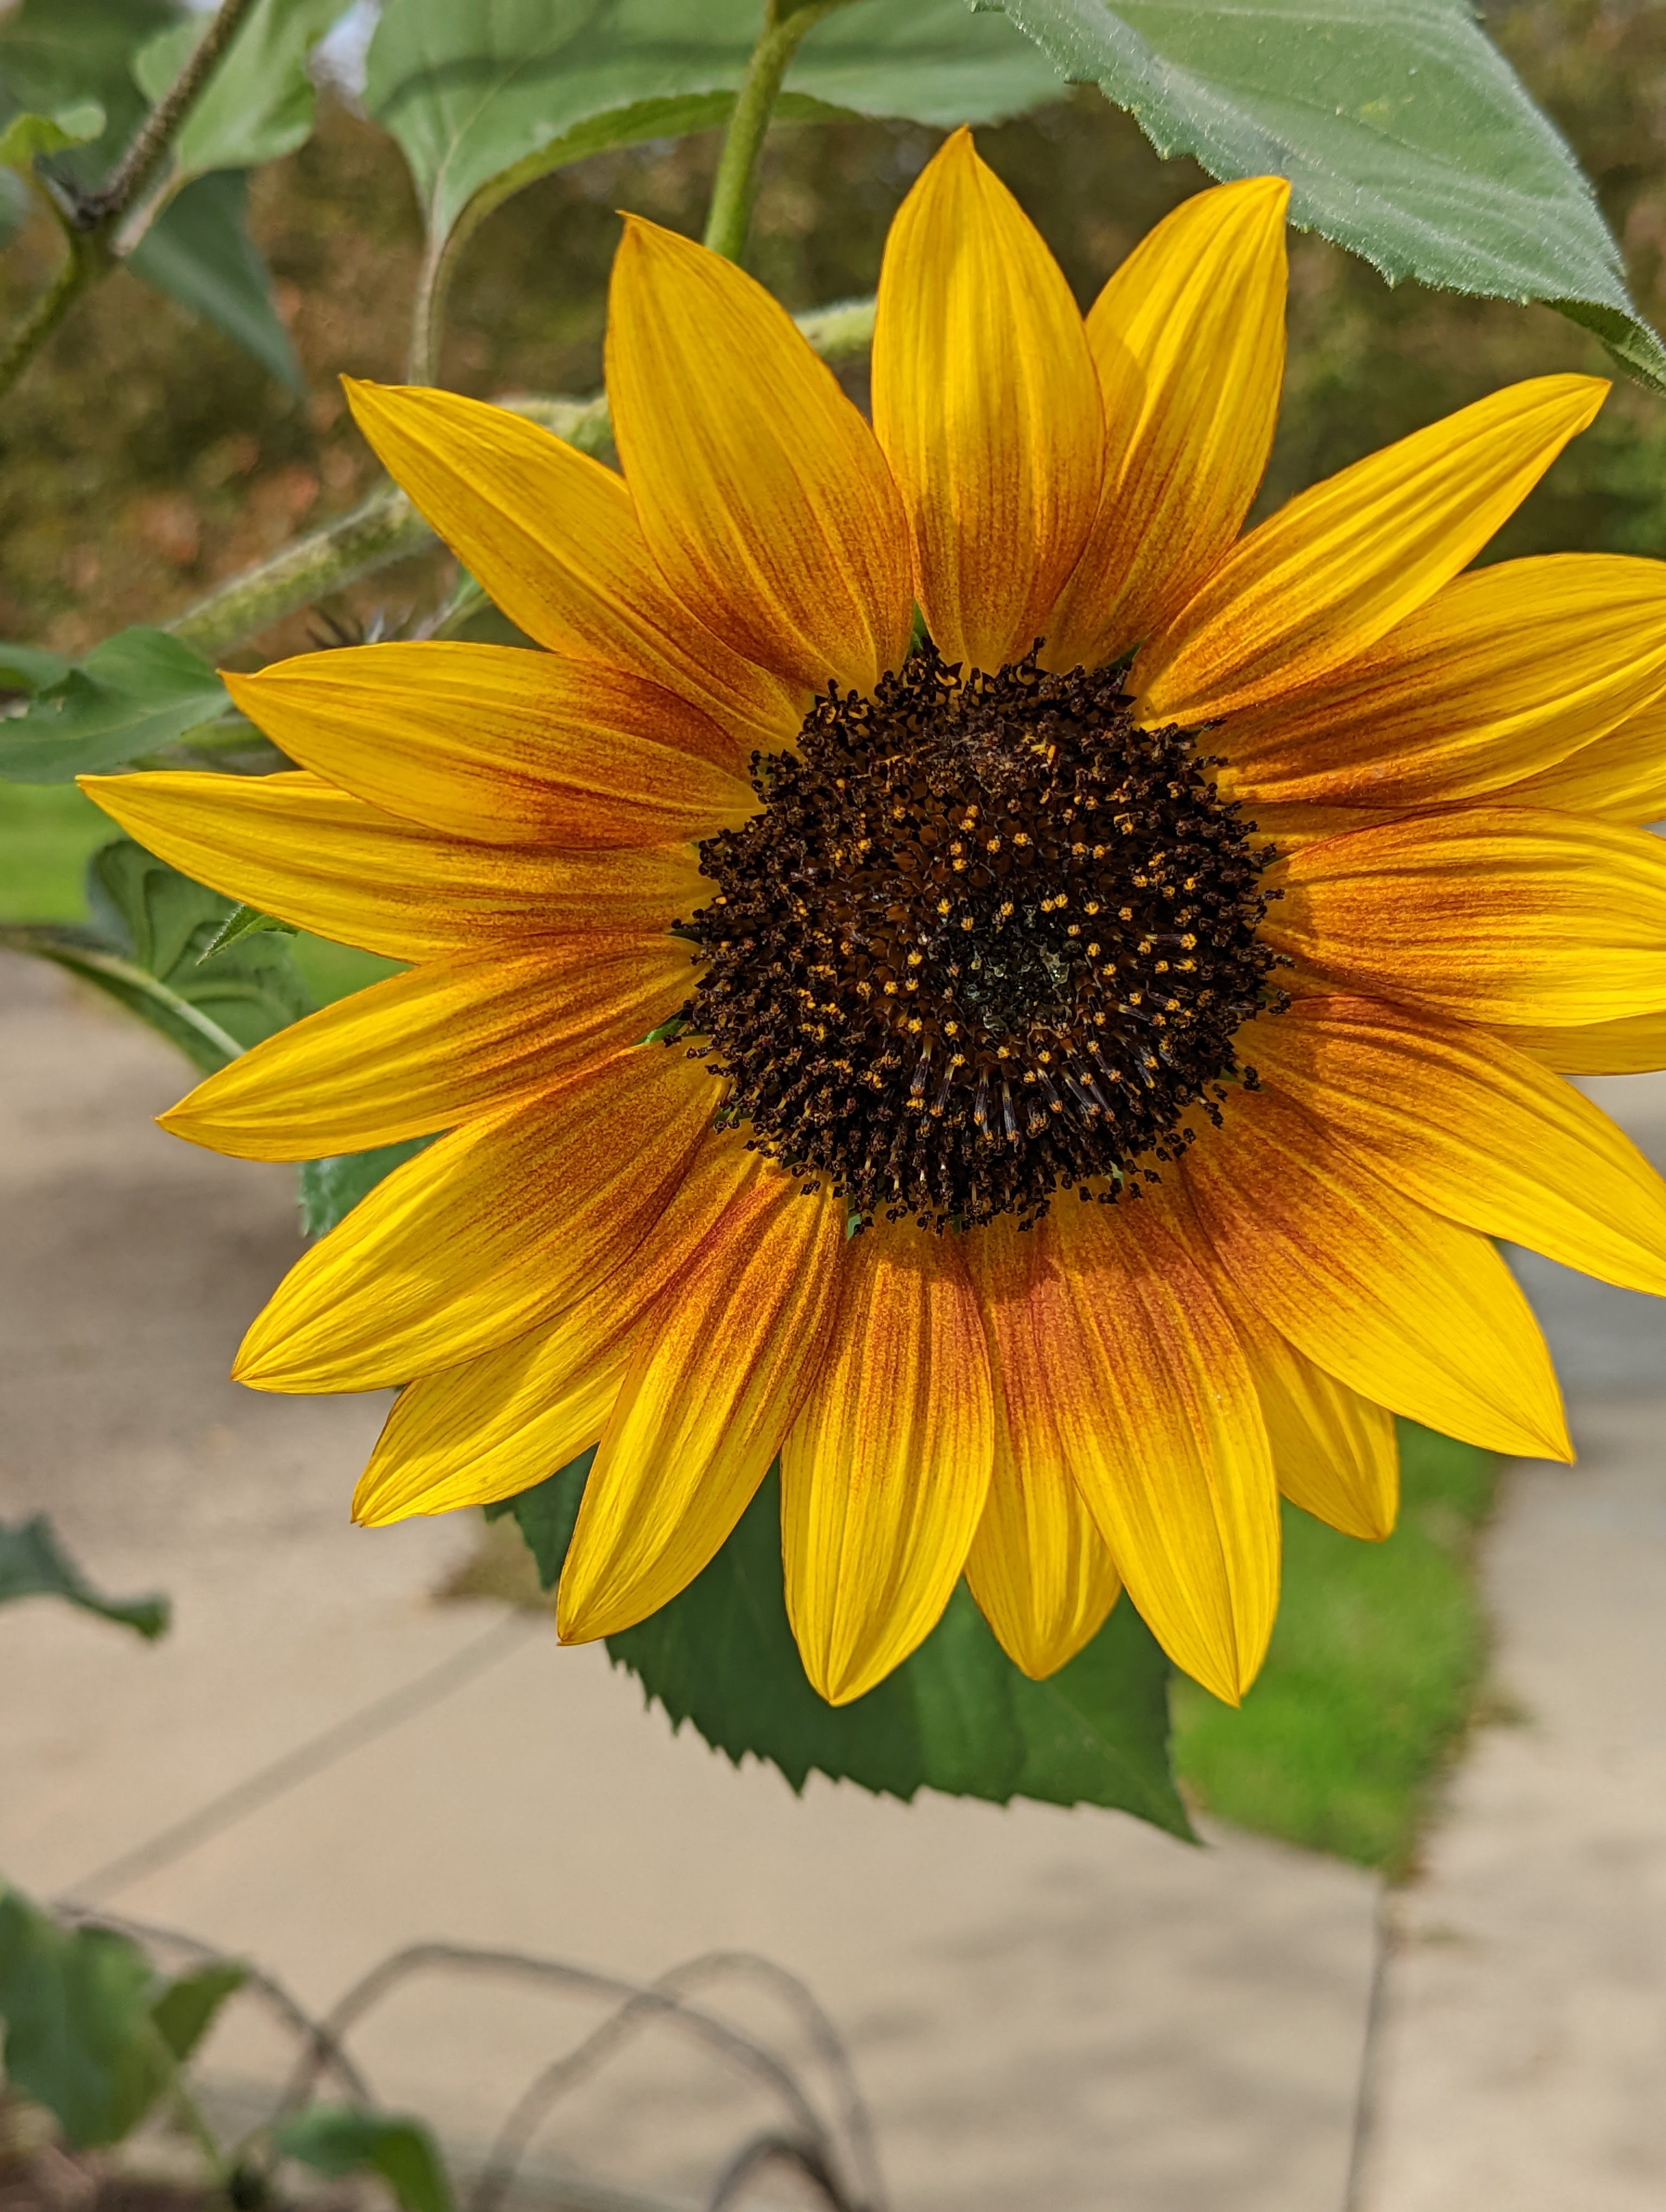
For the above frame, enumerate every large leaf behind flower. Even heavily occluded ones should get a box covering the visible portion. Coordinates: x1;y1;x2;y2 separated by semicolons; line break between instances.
491;1456;1191;1835
995;0;1666;387
364;0;1063;259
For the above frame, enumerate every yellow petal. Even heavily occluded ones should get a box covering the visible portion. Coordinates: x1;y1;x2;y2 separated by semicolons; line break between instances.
1494;1007;1666;1076
161;935;691;1161
1135;375;1607;723
1261;805;1666;1027
1252;996;1666;1295
1041;1198;1280;1705
1494;696;1666;822
871;127;1104;676
353;1128;762;1523
1182;1081;1569;1460
1142;1175;1399;1542
780;1218;992;1705
963;1214;1122;1679
1045;177;1289;675
1220;555;1666;807
606;218;911;696
79;770;700;961
344;380;802;756
224;645;755;848
235;1043;715;1393
558;1177;845;1642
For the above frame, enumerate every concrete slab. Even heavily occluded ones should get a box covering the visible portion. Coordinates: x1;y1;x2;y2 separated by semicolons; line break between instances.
1359;1397;1666;2212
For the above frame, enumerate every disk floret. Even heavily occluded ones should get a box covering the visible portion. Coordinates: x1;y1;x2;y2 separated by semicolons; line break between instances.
680;646;1281;1229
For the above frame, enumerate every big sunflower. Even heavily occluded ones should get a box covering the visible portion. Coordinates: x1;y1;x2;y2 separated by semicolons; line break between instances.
86;133;1666;1709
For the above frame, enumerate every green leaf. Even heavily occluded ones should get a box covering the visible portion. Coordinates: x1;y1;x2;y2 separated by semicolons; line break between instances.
0;641;72;693
0;627;228;783
0;1514;170;1639
127;170;305;396
0;1887;172;2150
503;1461;1189;1832
149;1962;246;2065
132;0;351;187
297;1134;438;1239
0;99;104;166
995;0;1666;389
276;2107;453;2212
365;0;1061;257
197;903;299;961
0;836;311;1073
0;0;175;185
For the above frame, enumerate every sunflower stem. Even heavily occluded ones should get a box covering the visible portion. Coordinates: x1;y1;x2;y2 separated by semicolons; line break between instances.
703;1;848;266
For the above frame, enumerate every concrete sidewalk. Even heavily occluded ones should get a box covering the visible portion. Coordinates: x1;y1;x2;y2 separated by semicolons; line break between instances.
2;957;1663;2211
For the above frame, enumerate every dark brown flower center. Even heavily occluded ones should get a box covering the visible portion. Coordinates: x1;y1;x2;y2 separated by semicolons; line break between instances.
674;646;1281;1231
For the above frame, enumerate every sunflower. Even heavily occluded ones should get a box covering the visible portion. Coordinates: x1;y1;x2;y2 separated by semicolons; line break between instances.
85;132;1666;1710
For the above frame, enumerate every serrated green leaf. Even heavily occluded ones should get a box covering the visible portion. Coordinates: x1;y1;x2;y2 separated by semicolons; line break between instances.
149;1962;245;2065
0;100;104;167
0;1514;170;1639
0;626;227;783
297;1134;438;1239
0;1888;172;2150
995;0;1666;389
503;1461;1189;1831
365;0;1061;256
276;2107;453;2212
133;0;350;188
197;902;299;962
127;169;305;395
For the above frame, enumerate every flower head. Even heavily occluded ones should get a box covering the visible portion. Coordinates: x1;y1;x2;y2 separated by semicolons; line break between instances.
86;133;1666;1708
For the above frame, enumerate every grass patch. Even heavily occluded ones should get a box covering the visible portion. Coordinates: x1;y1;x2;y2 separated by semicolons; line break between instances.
1173;1421;1499;1874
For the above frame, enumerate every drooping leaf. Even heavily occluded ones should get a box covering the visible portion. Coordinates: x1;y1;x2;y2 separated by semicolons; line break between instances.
149;1962;246;2065
995;0;1666;388
127;170;305;395
132;0;351;189
0;100;104;167
365;0;1062;259
0;1514;170;1639
0;837;311;1072
0;627;228;783
0;1889;171;2150
276;2107;454;2212
502;1461;1190;1833
297;1134;438;1239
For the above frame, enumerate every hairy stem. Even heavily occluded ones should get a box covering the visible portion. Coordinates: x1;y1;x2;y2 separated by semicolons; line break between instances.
163;297;875;659
703;1;847;265
81;0;262;226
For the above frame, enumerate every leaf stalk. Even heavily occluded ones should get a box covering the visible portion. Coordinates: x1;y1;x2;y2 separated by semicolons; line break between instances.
702;1;848;265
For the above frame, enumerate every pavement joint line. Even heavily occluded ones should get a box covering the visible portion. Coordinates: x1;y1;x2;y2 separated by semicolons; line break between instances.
63;1608;541;1906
